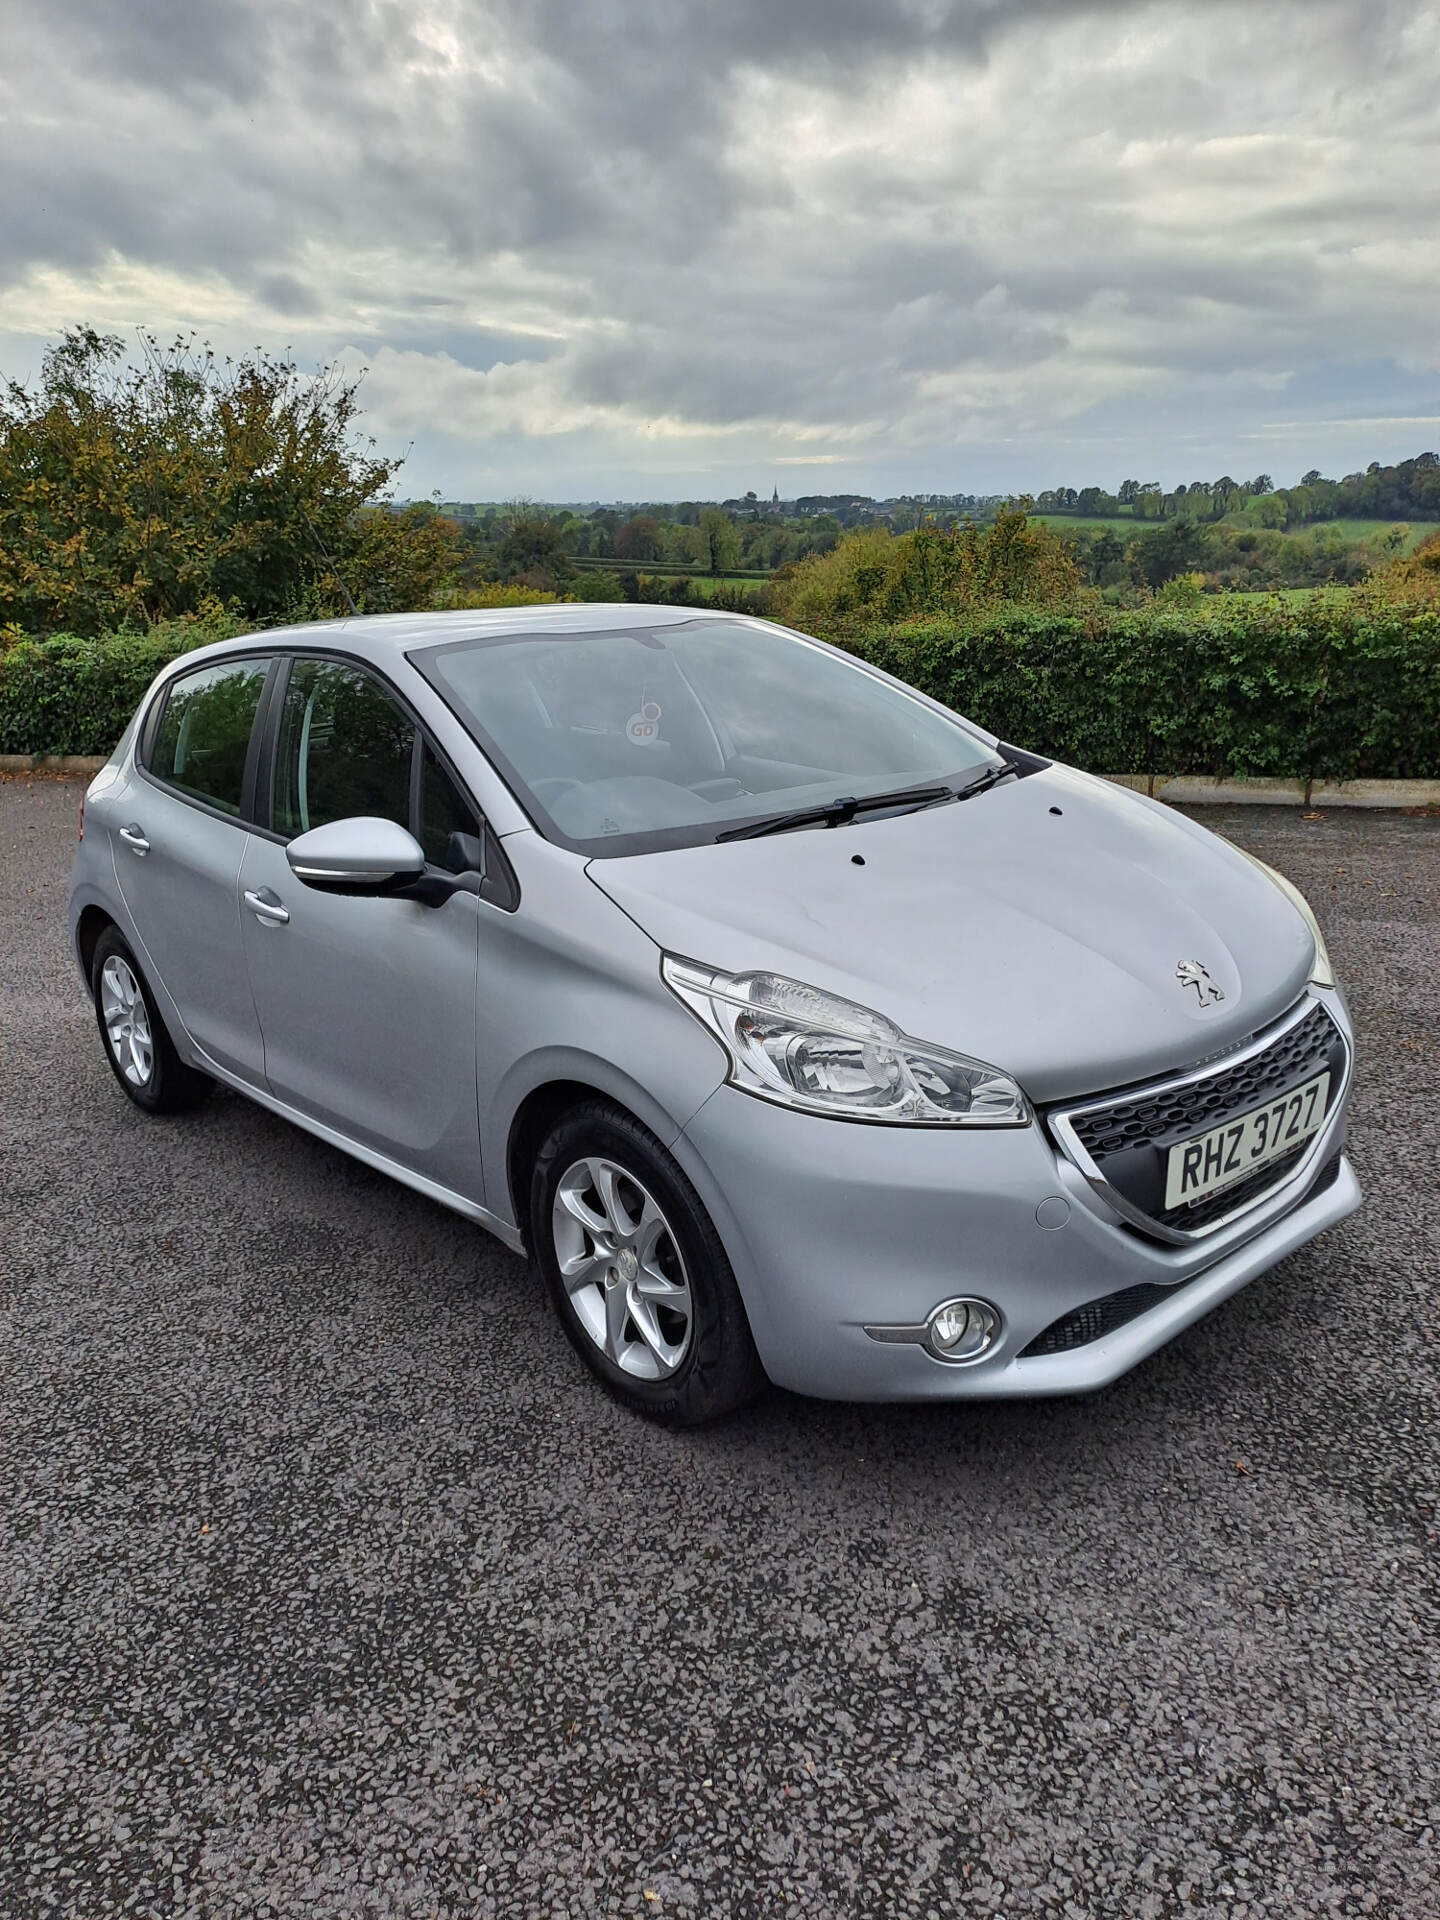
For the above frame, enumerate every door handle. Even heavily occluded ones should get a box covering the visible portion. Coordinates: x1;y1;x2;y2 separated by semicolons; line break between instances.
118;823;150;856
243;887;290;926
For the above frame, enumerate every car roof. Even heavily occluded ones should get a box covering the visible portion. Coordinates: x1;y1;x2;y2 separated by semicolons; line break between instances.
162;603;752;676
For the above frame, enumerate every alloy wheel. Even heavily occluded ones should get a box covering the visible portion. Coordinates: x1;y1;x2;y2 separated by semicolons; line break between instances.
100;954;154;1088
551;1157;694;1379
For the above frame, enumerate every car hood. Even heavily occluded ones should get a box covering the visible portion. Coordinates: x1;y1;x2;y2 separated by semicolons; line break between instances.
585;765;1317;1104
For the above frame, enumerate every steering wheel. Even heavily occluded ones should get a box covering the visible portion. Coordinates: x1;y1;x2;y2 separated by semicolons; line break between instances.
532;777;582;804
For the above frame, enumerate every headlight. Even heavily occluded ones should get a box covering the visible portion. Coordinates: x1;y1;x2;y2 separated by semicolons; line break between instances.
1233;847;1335;989
662;956;1030;1126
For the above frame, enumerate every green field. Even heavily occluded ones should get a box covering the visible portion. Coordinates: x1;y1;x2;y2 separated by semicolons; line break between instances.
568;555;773;588
1206;586;1351;608
1033;511;1439;552
1031;513;1140;537
1308;519;1439;551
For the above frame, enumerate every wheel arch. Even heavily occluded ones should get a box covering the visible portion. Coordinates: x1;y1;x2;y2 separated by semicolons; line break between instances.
506;1078;637;1249
500;1048;715;1251
76;903;117;983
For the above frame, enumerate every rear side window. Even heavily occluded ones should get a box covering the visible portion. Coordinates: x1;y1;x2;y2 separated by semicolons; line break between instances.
149;658;272;816
274;660;414;838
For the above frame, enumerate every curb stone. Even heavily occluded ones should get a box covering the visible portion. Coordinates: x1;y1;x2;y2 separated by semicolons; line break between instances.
1102;773;1440;808
1;754;112;774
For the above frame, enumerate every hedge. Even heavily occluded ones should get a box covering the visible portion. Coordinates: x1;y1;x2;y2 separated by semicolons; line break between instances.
838;600;1440;782
3;599;1439;780
0;615;249;757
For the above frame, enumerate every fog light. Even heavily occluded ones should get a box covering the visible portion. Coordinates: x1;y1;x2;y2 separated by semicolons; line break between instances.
925;1298;1000;1364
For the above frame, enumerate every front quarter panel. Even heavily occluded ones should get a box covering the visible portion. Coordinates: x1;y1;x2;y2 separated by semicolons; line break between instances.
474;831;730;1230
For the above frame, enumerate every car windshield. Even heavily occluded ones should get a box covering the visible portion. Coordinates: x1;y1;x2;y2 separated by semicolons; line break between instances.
412;617;1002;857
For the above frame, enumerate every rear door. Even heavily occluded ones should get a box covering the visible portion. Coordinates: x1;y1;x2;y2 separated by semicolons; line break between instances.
236;655;486;1198
111;653;273;1082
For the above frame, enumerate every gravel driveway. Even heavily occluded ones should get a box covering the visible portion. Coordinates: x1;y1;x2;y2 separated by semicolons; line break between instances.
4;776;1438;1919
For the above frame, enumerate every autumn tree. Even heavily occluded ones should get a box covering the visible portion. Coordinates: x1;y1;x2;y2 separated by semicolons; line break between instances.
0;328;461;633
614;514;662;562
1364;527;1440;604
769;505;1083;630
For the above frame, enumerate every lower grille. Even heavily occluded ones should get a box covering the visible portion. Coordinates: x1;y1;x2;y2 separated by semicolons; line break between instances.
1020;1282;1177;1357
1021;1152;1346;1359
1049;998;1347;1242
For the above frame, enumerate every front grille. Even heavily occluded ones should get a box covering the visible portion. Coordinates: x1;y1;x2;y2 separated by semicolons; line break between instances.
1052;1000;1346;1239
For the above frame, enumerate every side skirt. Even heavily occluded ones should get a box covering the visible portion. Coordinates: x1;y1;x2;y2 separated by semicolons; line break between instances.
196;1052;526;1255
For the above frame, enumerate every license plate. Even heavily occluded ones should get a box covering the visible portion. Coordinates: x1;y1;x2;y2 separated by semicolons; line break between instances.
1164;1071;1330;1210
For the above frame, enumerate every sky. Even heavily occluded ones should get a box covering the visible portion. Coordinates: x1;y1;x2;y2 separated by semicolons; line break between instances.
2;0;1439;503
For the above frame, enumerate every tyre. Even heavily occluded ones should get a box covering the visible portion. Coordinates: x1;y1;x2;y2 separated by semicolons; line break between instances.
90;926;213;1115
530;1100;765;1426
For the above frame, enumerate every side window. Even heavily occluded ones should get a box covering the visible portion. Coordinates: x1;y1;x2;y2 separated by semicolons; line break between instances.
149;658;272;816
420;743;482;875
274;660;414;839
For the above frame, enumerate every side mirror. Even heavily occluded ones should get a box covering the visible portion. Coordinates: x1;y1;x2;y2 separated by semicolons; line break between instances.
285;816;427;893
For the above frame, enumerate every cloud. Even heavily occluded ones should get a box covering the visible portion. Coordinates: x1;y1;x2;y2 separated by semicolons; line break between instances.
1;0;1438;496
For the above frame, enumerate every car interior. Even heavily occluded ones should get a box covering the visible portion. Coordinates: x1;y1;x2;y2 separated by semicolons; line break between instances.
423;623;984;843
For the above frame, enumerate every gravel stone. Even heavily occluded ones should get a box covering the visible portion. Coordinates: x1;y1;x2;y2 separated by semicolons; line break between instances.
3;777;1438;1918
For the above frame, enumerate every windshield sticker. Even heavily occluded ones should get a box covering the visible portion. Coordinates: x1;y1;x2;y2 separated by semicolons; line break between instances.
626;700;662;745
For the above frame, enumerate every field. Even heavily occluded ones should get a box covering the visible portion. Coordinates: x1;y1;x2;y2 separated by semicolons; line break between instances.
1206;585;1349;608
1312;518;1439;551
1033;512;1440;552
1031;513;1140;537
683;572;771;598
567;554;773;591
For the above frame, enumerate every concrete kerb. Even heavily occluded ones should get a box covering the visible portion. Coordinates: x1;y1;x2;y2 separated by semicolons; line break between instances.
1;754;113;775
4;752;1439;809
1103;773;1440;809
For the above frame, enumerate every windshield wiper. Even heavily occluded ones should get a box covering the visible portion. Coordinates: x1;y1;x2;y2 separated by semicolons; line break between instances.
715;783;957;843
950;763;1015;803
715;765;1017;843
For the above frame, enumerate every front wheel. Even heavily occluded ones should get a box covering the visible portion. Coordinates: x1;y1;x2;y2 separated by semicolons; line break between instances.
530;1101;765;1426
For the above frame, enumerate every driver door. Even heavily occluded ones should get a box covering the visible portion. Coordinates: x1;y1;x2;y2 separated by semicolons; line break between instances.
237;656;484;1199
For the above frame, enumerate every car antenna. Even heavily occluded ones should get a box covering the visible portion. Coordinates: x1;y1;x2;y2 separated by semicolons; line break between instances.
302;512;360;618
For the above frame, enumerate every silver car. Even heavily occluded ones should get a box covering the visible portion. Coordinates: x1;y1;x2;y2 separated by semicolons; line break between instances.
69;606;1360;1423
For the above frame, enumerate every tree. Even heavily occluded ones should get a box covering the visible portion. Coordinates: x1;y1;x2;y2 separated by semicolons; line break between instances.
1076;487;1118;516
1133;482;1164;520
769;507;1082;630
325;502;463;617
1128;519;1209;589
1118;479;1140;505
1367;527;1440;604
698;506;740;574
495;503;572;584
0;327;459;634
614;514;661;562
663;523;709;569
1086;529;1126;583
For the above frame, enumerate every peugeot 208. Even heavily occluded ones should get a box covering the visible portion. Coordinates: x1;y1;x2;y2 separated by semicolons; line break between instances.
70;607;1360;1423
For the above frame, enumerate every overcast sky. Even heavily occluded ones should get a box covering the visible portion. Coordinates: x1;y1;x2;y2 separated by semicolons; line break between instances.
2;0;1438;501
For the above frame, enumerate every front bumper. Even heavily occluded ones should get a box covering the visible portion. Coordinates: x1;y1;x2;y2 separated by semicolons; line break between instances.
672;995;1361;1401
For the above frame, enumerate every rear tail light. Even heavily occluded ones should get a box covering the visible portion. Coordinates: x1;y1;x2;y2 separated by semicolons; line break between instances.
78;792;85;841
